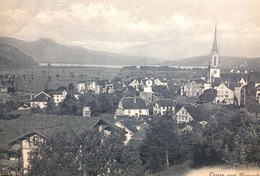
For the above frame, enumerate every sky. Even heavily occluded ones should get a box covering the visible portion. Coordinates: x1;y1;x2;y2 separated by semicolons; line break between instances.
1;0;260;60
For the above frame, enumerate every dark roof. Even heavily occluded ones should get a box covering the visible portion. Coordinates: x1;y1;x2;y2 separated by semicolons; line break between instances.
31;91;51;102
194;79;206;84
117;119;144;133
121;97;147;109
175;96;199;105
248;72;260;83
0;114;117;150
212;77;222;87
221;73;248;83
227;82;243;91
156;99;176;107
184;105;210;122
8;109;31;115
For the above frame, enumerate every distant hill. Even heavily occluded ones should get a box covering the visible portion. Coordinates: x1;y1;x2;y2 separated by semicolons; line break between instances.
0;43;38;70
0;37;156;66
161;55;260;68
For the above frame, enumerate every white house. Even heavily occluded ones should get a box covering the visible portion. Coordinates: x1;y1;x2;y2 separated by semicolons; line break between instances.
30;91;51;109
181;79;207;97
153;99;176;115
215;83;235;104
116;97;149;117
52;90;67;106
174;105;209;124
77;82;86;93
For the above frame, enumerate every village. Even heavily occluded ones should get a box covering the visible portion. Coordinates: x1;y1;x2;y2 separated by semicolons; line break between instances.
1;26;260;176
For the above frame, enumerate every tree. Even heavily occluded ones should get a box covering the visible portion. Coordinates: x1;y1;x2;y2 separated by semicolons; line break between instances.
28;129;144;176
193;108;260;167
68;83;75;91
199;89;217;102
59;93;82;116
140;116;185;173
28;130;81;176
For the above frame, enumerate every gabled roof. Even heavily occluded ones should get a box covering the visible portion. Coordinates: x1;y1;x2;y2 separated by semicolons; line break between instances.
220;73;248;83
156;99;175;107
175;96;199;105
117;119;144;133
31;91;51;102
184;105;210;122
227;82;243;91
121;97;147;109
0;114;117;150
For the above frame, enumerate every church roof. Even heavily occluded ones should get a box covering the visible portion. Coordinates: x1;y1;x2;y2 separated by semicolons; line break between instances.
212;23;219;53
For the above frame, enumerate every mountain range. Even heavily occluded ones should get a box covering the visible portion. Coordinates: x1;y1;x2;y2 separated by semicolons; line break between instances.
161;55;260;69
0;37;156;66
0;37;259;69
0;43;38;70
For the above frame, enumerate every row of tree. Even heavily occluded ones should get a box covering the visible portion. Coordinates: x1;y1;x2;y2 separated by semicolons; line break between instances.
28;107;260;175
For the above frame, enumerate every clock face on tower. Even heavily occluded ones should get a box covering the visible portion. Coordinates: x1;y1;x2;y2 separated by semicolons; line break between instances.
213;70;217;75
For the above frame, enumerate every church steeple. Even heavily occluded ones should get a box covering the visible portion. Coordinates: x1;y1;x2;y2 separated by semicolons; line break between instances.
212;23;218;53
208;23;221;83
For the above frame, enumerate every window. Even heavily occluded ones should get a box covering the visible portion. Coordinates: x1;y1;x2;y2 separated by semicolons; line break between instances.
139;110;142;113
128;110;131;114
33;136;40;145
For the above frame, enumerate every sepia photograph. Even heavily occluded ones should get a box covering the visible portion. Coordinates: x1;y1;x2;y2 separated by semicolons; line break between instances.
0;0;260;175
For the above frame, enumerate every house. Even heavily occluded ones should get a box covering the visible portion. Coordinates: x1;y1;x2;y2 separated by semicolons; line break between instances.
0;114;119;175
116;97;149;117
114;119;145;144
215;83;235;104
52;90;67;106
174;105;209;124
129;77;167;91
153;99;176;115
30;91;51;109
181;79;207;97
77;82;86;93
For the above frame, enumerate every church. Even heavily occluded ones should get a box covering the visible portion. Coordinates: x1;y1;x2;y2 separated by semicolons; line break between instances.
207;24;247;105
208;24;221;84
182;24;248;105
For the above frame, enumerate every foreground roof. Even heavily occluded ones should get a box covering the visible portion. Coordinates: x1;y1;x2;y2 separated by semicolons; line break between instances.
0;114;117;150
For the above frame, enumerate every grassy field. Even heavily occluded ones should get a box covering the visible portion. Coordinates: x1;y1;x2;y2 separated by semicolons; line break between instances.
0;66;121;93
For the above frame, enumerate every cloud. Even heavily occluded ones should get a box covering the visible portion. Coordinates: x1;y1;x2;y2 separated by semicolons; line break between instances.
0;9;30;36
164;13;196;32
3;0;260;59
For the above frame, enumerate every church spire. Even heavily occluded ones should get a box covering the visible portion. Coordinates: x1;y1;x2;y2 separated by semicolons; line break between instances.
212;23;218;52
